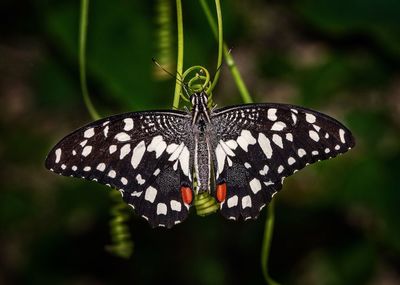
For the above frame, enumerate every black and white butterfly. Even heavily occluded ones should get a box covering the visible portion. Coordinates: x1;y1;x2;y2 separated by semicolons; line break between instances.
45;92;355;228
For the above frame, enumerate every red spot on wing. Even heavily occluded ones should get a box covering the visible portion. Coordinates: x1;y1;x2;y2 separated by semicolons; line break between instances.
180;186;193;205
216;183;227;202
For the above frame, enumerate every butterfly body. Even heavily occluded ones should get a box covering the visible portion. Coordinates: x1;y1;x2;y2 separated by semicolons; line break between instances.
46;92;355;228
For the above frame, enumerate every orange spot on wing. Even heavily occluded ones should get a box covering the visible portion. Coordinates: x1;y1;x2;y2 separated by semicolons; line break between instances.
216;183;227;203
180;186;193;205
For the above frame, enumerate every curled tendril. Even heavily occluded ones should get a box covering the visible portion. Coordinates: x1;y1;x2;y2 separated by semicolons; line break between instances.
180;65;214;107
105;190;134;259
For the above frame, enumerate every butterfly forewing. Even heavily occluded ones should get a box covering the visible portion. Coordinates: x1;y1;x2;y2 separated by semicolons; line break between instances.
45;111;194;228
211;103;355;221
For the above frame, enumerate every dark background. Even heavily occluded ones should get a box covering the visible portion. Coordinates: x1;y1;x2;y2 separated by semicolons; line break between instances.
1;0;400;284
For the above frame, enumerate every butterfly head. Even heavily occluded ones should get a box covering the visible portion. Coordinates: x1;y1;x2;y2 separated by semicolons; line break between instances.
190;92;211;124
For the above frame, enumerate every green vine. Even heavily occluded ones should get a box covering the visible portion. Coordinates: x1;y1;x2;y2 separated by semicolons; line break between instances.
173;0;184;109
79;0;100;120
198;1;278;284
198;0;253;104
154;0;174;80
79;0;133;259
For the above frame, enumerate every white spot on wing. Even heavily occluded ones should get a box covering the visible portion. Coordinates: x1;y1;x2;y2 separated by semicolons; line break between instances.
237;130;256;152
121;177;128;185
258;133;272;159
249;178;262;194
259;165;269;176
83;166;91;172
179;146;190;178
136;174;145;185
96;163;106;171
123;118;134;131
271;121;286;131
166;143;179;154
242;195;252;209
109;145;117;154
131;191;142;197
244;162;251;169
153;168;160;176
309;130;320;142
120;144;131;159
84;128;95;138
306;113;316;124
147;135;167;158
298;148;306;157
131;141;146;169
168;142;184;161
267;108;277;121
278;165;284;173
215;144;227;175
82;145;92;157
227;195;238;208
170;200;182;212
115;132;130;142
291;113;297;124
55;148;61;163
103;126;109;137
288;157;296;165
286;133;293;142
339;129;346;143
272;134;283;148
80;140;87;147
219;140;235;157
144;186;157;202
157;203;167;215
108;170;116;178
226;140;238;150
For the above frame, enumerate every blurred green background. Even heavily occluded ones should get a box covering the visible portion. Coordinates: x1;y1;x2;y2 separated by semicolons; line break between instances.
1;0;400;284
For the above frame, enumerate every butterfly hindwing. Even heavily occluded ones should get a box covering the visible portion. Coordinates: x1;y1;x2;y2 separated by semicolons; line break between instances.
45;111;194;228
211;103;355;220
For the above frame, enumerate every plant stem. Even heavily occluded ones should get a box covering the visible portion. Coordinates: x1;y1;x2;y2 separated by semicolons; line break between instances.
79;0;100;120
199;3;278;284
173;0;184;109
198;0;252;104
209;0;223;93
261;200;280;285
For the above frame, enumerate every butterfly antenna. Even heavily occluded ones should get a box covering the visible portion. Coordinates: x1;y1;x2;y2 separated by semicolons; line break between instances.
152;58;192;99
152;58;184;83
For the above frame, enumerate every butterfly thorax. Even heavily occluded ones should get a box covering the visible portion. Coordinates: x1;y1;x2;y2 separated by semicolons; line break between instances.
190;92;212;193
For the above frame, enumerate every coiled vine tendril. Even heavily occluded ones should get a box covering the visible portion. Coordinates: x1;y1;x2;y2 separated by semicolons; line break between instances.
105;190;134;259
180;65;215;108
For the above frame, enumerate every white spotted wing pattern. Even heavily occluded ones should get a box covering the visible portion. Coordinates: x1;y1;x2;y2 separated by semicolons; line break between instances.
46;111;194;228
211;103;355;220
46;96;355;228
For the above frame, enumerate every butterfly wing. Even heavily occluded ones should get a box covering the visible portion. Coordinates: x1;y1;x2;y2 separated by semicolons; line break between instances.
210;103;355;221
45;111;194;228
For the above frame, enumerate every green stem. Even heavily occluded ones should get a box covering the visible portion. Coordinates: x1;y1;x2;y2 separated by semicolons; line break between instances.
79;0;100;120
261;200;280;285
198;0;252;103
173;0;184;109
209;0;223;93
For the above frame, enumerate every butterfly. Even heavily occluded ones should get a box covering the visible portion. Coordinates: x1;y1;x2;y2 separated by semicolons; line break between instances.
45;92;355;228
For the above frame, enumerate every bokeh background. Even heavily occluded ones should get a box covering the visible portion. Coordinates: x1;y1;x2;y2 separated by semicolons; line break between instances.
1;0;400;284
